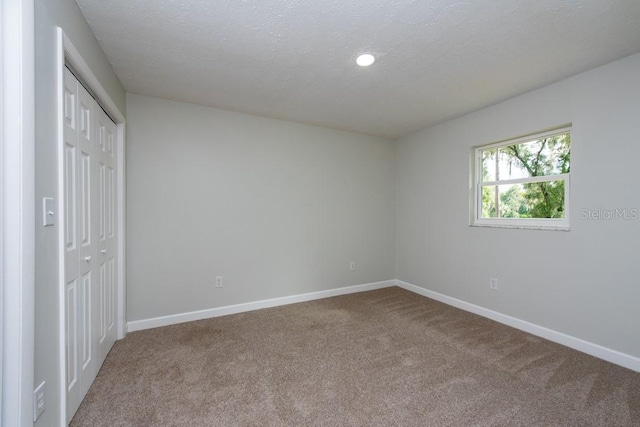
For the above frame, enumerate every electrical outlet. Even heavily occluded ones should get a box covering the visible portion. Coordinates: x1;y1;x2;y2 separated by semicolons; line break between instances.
215;276;223;288
489;277;499;290
34;381;46;421
349;261;356;271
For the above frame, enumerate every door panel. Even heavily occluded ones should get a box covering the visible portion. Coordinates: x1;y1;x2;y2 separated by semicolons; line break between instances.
65;279;77;390
63;67;82;419
99;262;106;344
96;106;117;362
77;80;99;402
63;70;78;282
108;258;115;331
80;272;92;371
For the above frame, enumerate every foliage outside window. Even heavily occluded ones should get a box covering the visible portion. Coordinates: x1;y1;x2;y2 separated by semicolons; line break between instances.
473;127;571;230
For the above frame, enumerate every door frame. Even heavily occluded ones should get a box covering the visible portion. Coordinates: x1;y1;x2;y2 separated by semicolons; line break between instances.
56;28;126;425
2;0;35;425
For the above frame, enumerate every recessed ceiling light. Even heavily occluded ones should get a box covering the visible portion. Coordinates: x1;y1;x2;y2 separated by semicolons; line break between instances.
356;53;376;67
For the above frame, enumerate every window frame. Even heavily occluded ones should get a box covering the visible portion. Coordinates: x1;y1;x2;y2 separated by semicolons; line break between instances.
471;126;571;231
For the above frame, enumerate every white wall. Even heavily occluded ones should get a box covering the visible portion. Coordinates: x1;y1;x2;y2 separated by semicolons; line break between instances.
34;1;125;425
126;94;396;322
396;53;640;359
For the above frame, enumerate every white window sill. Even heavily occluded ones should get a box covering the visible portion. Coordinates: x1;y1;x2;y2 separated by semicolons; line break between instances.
470;221;570;231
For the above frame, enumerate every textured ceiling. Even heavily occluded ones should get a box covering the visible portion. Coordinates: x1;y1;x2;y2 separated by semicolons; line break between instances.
75;0;640;139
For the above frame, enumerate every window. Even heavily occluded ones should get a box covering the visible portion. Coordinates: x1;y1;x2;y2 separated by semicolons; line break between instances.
472;127;571;230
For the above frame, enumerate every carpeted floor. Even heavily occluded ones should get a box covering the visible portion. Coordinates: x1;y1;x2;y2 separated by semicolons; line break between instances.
71;287;640;426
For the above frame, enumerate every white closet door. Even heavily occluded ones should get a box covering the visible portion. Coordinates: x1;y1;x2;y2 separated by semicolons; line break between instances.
95;105;117;363
78;77;103;401
63;66;83;421
63;66;117;423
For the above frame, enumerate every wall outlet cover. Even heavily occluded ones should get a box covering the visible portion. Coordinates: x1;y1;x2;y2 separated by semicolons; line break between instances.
34;381;46;421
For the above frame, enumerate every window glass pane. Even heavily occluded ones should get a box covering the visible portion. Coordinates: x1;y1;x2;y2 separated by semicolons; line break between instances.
481;180;566;219
481;132;570;182
481;148;497;182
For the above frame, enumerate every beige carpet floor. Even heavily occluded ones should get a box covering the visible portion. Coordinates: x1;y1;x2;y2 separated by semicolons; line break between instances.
71;287;640;426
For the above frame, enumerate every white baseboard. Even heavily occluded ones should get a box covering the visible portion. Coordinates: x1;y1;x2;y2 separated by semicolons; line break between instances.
126;278;640;372
127;280;396;333
395;280;640;373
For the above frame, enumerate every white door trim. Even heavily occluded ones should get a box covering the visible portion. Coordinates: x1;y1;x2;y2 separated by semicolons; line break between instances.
57;28;127;425
1;3;4;421
2;0;35;426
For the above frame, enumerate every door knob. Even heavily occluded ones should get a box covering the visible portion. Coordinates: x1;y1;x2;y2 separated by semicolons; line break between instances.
84;256;91;262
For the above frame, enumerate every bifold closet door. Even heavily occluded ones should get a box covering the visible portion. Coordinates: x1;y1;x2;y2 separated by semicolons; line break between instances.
95;101;117;363
63;66;117;422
